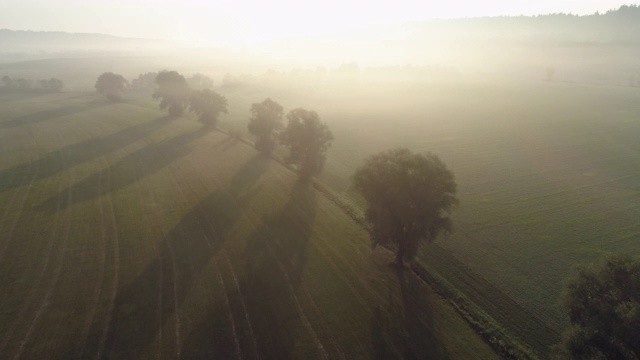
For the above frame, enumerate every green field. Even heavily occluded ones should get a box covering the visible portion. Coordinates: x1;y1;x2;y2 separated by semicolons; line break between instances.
4;52;640;359
0;92;497;359
230;79;640;356
212;77;640;356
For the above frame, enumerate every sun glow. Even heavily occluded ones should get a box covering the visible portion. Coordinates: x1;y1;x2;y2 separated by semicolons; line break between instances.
0;0;629;47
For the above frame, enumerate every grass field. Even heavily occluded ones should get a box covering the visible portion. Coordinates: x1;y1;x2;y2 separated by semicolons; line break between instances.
0;92;497;359
219;79;640;357
4;52;640;358
187;77;640;357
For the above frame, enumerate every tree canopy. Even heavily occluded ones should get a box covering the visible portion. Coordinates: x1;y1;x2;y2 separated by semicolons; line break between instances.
152;70;191;117
279;108;333;180
2;76;63;92
555;255;640;360
187;73;214;90
189;89;228;127
352;148;458;265
130;72;157;92
95;72;127;101
248;98;284;153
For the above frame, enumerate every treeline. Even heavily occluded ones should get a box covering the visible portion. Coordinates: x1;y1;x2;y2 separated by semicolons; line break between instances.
95;69;334;180
414;5;640;45
0;75;63;92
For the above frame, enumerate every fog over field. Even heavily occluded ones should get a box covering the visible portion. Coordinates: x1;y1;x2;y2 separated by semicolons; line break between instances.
1;2;640;360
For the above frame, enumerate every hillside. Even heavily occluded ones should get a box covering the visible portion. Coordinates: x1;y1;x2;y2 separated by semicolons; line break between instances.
0;29;168;54
0;91;498;359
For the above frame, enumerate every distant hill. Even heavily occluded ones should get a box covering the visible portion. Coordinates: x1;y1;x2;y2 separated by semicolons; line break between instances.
256;5;640;68
0;29;170;54
405;4;640;45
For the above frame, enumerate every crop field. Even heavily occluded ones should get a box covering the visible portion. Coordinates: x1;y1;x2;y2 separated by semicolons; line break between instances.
144;76;640;357
229;79;640;357
0;92;497;359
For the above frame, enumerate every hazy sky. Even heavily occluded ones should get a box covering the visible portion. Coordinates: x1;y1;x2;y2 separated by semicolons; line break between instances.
0;0;631;46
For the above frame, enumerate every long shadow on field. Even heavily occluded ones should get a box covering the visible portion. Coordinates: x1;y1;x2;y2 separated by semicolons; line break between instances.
0;116;171;194
0;98;114;128
370;267;448;359
37;125;211;210
394;268;448;359
78;155;270;359
181;183;318;359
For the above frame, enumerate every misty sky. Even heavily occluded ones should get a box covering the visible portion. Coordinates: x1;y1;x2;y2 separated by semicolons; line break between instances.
0;0;631;46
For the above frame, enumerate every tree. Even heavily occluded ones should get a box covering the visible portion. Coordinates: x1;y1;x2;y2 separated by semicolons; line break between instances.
189;89;228;126
187;73;214;89
554;255;640;360
279;108;333;180
130;72;157;91
15;78;33;91
352;149;458;266
152;70;191;117
95;72;128;101
47;78;64;92
248;98;284;153
1;75;14;89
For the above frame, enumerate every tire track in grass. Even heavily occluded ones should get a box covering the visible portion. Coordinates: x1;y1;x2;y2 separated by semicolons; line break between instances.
0;154;67;355
239;199;328;360
164;153;250;359
94;169;120;360
10;163;76;360
77;163;107;358
261;237;328;360
137;150;181;359
220;253;260;360
0;163;38;262
0;127;42;262
164;226;181;360
169;147;264;359
261;204;346;360
130;141;168;359
0;156;33;230
170;150;259;360
248;160;376;358
212;256;242;360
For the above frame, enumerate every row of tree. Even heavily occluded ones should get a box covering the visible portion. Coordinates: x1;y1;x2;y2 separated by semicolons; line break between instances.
94;70;638;360
247;98;334;180
95;70;227;126
1;75;64;92
95;70;336;181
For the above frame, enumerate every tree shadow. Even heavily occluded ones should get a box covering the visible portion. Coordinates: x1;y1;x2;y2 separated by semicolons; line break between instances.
180;182;318;359
394;268;448;360
37;125;213;210
0;116;172;195
0;98;114;128
78;155;271;359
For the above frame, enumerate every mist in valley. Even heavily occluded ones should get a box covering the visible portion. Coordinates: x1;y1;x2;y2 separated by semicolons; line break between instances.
2;2;640;359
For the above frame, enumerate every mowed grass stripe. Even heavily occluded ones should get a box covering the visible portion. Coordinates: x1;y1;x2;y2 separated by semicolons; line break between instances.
0;92;498;359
